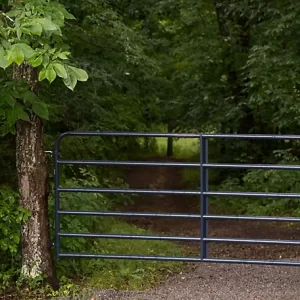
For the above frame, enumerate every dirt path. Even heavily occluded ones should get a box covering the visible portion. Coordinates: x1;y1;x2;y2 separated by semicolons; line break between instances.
97;159;300;299
123;160;300;260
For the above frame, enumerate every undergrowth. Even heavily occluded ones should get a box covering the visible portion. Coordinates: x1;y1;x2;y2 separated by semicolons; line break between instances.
54;168;182;290
0;163;183;298
210;150;300;216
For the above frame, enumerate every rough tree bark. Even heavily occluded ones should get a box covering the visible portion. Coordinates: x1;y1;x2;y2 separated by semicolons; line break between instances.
214;0;253;135
167;122;173;157
14;63;56;287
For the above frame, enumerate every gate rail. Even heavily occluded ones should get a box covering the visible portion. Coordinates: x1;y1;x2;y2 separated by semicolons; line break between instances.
54;132;300;266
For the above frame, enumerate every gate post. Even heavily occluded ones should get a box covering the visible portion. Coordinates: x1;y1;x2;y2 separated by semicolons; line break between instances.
54;139;61;260
200;135;209;259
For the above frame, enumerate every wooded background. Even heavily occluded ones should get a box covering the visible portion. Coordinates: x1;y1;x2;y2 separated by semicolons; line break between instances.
1;0;300;296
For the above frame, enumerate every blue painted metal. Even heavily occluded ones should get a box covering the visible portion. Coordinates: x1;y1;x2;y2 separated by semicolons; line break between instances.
200;136;209;259
54;132;300;265
54;142;60;261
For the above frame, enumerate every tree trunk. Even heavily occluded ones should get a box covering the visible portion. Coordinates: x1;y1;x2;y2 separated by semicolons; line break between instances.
14;64;56;287
167;123;174;157
214;1;253;134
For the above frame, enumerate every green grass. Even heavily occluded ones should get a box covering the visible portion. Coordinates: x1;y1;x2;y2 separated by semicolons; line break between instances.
88;220;183;290
59;218;183;291
156;138;200;159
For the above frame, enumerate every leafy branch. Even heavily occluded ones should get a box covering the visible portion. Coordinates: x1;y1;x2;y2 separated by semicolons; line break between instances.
0;0;89;134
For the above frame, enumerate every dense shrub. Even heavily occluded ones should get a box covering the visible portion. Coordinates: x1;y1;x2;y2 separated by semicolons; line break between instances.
0;188;30;291
211;150;300;216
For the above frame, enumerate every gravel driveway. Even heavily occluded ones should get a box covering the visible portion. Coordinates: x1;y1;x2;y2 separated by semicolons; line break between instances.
93;262;300;300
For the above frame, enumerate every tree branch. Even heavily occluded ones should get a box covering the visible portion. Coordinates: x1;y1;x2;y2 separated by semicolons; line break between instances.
1;11;14;23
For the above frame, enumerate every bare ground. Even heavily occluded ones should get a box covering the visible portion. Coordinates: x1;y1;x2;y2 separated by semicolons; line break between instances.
96;159;300;299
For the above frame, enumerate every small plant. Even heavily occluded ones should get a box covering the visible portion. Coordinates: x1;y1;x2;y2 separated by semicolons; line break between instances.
0;187;30;293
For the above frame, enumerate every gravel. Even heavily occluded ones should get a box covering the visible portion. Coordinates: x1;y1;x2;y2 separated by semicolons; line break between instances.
92;263;300;300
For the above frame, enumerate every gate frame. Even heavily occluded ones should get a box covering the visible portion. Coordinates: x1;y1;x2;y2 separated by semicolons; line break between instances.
54;132;300;266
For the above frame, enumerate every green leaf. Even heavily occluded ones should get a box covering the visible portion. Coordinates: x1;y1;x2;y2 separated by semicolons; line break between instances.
45;67;57;83
5;105;30;125
6;46;24;66
6;108;18;126
68;66;88;82
22;91;39;104
42;55;49;67
61;8;76;20
38;68;46;81
28;55;43;67
16;28;22;40
1;40;11;49
52;27;62;36
0;96;5;107
36;18;57;31
32;102;49;120
0;124;15;136
0;46;8;69
16;108;30;122
1;242;8;251
15;43;36;60
40;65;59;83
63;73;77;91
57;52;70;60
0;57;8;69
0;26;6;38
53;63;67;79
13;235;20;244
3;94;16;107
6;9;20;17
21;23;43;36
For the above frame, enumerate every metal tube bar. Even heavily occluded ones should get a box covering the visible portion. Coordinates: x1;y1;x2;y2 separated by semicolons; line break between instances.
58;253;300;266
59;132;200;138
56;131;300;141
58;189;300;199
57;160;200;168
203;134;300;140
205;191;300;198
204;237;300;245
204;214;300;222
54;143;60;260
58;210;300;222
56;132;200;149
59;232;201;242
58;210;202;218
203;258;300;266
59;253;204;261
58;187;200;195
204;163;300;170
200;136;209;259
58;232;300;246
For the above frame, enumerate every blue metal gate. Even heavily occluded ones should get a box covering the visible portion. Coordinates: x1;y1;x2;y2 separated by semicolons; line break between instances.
54;132;300;266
